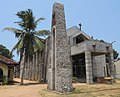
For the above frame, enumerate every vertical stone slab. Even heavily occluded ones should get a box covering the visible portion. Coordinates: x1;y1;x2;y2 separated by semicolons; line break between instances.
38;51;42;82
28;57;30;80
109;52;116;82
36;51;39;80
35;52;37;80
85;51;93;84
32;54;35;80
47;3;73;92
29;58;32;80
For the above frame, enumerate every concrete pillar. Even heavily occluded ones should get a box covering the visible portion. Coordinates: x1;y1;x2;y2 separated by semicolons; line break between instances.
36;51;38;80
85;51;93;84
26;59;28;79
47;3;73;92
109;52;116;82
28;56;30;80
38;51;42;82
24;62;27;79
20;57;24;78
32;54;35;80
29;58;32;80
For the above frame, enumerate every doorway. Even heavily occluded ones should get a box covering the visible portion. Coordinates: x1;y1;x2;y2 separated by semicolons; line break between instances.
72;53;86;82
0;68;3;81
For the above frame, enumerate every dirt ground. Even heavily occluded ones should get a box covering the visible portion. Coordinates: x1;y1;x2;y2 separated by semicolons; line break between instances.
0;78;47;97
0;78;120;97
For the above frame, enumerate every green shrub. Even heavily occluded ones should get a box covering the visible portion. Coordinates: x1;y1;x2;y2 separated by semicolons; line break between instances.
2;75;8;85
72;77;78;83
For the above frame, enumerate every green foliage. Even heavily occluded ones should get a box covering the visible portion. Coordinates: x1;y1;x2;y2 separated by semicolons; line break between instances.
3;9;49;85
2;75;8;85
3;9;49;61
0;44;13;58
73;88;81;94
113;49;119;60
99;40;119;60
72;77;78;83
100;40;105;42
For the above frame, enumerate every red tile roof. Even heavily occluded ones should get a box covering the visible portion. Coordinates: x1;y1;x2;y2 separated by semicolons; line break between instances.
0;55;19;65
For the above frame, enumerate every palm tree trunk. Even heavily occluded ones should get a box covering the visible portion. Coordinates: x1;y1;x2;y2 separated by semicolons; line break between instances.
20;54;26;85
20;61;25;85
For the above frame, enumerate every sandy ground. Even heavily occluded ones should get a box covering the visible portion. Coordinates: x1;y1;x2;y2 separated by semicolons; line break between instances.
0;78;47;97
1;79;120;97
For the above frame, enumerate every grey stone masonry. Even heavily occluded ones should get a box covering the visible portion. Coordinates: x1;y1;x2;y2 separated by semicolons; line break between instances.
109;51;116;82
85;51;93;84
47;3;73;92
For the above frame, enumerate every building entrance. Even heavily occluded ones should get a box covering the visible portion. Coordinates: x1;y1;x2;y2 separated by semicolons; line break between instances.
72;53;86;82
0;68;3;81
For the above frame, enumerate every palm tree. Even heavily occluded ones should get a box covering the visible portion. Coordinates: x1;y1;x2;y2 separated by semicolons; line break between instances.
3;9;49;85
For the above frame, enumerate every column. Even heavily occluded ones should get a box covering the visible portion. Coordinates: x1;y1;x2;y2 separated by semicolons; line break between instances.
109;52;116;82
85;51;93;84
36;51;38;80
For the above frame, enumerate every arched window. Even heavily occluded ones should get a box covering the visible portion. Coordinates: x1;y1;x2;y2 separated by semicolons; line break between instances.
0;68;3;80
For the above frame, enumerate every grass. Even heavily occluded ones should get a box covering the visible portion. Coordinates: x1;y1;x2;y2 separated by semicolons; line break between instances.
39;80;120;97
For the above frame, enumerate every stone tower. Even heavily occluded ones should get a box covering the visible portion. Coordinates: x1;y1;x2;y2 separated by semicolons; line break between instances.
47;3;73;92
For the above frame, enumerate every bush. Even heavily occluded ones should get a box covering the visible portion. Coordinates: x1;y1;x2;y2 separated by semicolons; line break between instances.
2;75;8;85
72;77;78;83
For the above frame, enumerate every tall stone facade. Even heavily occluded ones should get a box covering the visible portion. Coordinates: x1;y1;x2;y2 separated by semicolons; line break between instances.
17;2;116;93
47;3;73;92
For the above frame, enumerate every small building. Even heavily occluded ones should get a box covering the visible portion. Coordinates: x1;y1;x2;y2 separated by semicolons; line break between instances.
115;59;120;79
0;55;19;82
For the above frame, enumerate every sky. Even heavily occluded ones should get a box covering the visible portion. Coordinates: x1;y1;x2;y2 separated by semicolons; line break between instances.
0;0;120;61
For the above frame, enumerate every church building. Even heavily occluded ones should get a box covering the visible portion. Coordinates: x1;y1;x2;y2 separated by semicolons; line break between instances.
20;3;115;88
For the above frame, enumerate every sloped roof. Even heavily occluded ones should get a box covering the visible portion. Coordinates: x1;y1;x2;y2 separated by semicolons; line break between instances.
67;26;92;40
0;55;19;65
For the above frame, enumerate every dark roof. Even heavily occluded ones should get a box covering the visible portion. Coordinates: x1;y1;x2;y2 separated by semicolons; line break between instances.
0;55;19;65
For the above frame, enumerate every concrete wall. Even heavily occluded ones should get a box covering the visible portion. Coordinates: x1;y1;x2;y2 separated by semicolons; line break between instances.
71;41;87;56
86;40;112;53
21;49;45;82
67;26;91;40
9;68;14;81
67;26;91;47
93;55;106;77
68;26;115;82
115;60;120;79
71;40;112;56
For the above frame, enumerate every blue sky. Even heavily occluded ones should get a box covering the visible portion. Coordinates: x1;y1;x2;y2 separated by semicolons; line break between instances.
0;0;120;61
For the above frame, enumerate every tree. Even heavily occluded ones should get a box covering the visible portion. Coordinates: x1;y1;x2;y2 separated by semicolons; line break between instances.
3;9;49;85
0;44;13;58
113;49;119;60
100;40;119;60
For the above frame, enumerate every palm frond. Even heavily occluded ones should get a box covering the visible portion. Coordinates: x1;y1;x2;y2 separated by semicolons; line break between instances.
35;17;45;24
34;30;50;38
10;37;23;55
3;27;23;33
33;36;45;52
5;9;47;63
3;27;23;38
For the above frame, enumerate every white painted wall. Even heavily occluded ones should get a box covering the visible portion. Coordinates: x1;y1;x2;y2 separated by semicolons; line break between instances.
0;62;8;77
